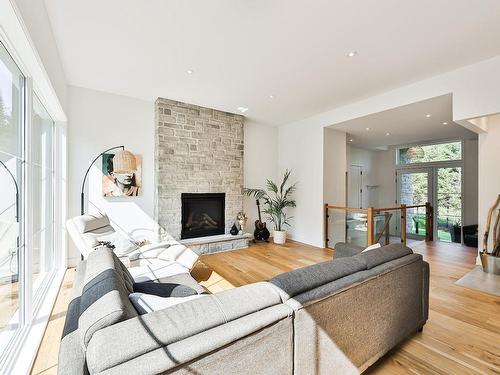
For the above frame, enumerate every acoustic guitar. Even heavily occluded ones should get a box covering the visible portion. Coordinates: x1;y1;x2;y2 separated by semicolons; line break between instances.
254;199;270;242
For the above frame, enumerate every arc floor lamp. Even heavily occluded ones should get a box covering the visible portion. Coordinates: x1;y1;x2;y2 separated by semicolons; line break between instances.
80;145;125;215
0;159;20;280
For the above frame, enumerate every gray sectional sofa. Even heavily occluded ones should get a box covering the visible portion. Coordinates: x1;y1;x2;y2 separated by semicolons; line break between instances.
59;243;429;375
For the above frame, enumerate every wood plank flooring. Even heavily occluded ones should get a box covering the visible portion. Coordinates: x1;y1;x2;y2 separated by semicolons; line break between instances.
31;240;500;375
31;268;76;375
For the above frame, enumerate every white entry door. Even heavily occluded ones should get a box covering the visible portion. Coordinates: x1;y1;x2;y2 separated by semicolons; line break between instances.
348;165;363;208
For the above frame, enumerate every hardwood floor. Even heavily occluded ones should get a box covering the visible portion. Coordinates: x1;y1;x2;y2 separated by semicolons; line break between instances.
31;240;500;375
367;242;500;375
193;240;332;292
31;268;76;375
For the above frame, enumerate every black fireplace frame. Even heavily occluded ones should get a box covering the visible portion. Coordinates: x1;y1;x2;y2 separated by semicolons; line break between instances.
181;193;225;239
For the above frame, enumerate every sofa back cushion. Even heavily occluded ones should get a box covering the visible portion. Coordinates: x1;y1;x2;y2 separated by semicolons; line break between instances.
356;243;412;269
78;248;138;348
269;243;414;301
269;256;366;300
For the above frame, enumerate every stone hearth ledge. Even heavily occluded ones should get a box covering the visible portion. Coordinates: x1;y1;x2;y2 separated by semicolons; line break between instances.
179;233;252;255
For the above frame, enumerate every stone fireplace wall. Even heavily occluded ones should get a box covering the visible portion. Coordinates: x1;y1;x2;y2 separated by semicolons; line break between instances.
154;98;244;239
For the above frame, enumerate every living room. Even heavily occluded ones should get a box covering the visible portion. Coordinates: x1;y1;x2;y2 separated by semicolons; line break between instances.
1;1;499;374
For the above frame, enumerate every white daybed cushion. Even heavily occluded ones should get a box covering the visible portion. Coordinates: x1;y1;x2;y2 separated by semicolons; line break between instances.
129;293;205;314
96;232;138;257
128;242;200;270
128;241;173;260
127;258;190;282
157;244;199;270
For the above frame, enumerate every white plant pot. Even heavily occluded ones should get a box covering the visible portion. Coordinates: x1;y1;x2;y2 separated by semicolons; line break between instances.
273;230;287;244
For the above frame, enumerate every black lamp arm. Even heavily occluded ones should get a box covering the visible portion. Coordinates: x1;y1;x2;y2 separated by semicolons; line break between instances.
80;145;124;215
0;159;20;222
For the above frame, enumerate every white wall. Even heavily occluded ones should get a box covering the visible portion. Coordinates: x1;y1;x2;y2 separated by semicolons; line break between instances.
67;86;155;264
463;139;478;226
12;0;67;110
243;120;278;233
347;146;380;208
374;149;396;209
278;123;324;247
478;114;500;252
285;57;500;133
324;128;346;247
277;56;500;248
67;87;279;262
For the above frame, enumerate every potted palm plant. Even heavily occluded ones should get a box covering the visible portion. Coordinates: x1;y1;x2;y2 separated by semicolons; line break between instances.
244;169;297;244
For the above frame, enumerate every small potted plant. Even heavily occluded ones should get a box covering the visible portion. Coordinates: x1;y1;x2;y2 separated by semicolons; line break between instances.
244;169;297;244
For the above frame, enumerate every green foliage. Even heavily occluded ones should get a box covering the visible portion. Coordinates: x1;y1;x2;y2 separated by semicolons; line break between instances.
244;169;297;231
400;142;463;240
400;141;462;164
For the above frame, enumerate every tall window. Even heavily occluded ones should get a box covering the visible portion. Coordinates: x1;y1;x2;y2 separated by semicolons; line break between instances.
398;141;462;165
397;140;464;243
0;41;56;357
32;96;55;293
0;41;24;342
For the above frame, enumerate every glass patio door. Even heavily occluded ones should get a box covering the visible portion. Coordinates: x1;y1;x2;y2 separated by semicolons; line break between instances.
398;167;463;242
398;169;431;239
0;41;25;345
436;167;462;242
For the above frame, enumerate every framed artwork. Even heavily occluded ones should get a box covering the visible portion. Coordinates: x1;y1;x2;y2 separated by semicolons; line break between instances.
102;152;142;197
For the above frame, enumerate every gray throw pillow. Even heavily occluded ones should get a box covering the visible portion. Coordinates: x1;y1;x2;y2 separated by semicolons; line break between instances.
132;282;199;297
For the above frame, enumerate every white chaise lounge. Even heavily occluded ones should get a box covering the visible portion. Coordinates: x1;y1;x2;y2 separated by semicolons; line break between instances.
66;212;200;282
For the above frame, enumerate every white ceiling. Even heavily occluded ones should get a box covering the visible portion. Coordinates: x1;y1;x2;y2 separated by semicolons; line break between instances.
332;94;477;149
44;0;500;126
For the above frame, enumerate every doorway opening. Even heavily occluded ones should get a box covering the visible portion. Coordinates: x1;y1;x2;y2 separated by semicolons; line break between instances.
332;94;478;248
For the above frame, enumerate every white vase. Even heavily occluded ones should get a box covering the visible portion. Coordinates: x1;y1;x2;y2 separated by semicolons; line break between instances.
273;230;287;244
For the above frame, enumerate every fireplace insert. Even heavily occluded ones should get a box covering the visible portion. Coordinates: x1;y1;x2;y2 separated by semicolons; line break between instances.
181;193;225;239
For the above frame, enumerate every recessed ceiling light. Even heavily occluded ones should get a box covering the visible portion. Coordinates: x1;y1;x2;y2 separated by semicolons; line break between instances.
386;132;391;136
365;127;370;131
347;51;358;57
186;69;194;75
442;122;448;125
425;114;431;118
237;106;249;113
268;95;275;99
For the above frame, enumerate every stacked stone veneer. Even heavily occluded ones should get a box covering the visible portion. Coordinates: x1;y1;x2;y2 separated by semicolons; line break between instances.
154;98;244;239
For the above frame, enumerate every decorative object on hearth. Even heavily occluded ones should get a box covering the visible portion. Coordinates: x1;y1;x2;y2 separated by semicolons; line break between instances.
236;211;247;235
102;150;142;197
230;223;239;235
244;169;297;245
480;194;500;275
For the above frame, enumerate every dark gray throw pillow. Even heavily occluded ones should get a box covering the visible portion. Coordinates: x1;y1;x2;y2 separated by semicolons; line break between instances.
132;282;198;298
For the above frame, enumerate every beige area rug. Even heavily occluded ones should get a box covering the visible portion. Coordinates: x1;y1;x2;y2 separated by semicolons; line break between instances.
455;266;500;297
